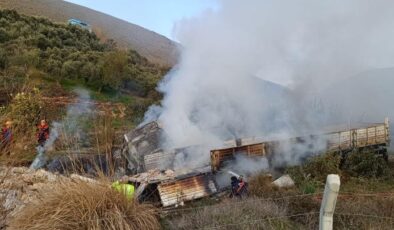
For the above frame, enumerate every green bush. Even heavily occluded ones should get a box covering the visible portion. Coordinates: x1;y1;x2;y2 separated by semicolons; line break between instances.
0;9;167;100
285;152;341;193
343;149;389;178
8;89;43;129
303;152;341;182
300;180;318;194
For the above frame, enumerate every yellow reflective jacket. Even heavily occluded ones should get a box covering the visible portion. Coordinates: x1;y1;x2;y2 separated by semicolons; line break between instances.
111;181;135;200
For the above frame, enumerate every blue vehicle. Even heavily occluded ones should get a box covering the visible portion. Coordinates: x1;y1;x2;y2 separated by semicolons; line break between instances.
68;19;92;32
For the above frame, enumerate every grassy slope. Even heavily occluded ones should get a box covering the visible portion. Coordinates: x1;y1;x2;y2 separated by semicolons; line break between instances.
0;0;179;67
0;9;166;163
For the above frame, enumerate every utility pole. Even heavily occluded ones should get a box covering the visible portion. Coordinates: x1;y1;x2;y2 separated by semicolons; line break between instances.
319;174;340;230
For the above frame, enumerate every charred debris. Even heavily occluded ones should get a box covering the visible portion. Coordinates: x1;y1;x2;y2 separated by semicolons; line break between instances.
116;118;390;207
40;118;390;207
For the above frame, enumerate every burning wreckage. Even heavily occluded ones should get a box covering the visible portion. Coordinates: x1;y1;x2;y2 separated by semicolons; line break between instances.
120;118;390;207
120;122;217;207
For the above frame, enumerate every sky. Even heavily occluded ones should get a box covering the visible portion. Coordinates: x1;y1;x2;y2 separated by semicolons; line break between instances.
65;0;219;40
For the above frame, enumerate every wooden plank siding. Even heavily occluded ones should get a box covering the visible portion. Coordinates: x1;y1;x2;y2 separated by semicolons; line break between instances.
158;174;218;207
211;119;390;172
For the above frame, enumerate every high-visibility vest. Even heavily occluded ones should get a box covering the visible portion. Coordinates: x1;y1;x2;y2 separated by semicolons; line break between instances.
111;181;135;200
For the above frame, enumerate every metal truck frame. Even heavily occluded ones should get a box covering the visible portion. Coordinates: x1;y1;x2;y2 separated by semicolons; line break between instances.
211;118;390;172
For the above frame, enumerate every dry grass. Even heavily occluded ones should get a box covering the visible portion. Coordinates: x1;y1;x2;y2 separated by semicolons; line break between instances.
334;196;394;230
248;173;276;196
8;180;160;230
93;115;116;176
163;197;298;230
46;114;119;177
163;193;394;229
0;195;6;229
163;152;394;229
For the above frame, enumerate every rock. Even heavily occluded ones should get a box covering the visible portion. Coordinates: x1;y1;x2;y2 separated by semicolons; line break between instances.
21;174;34;184
11;167;27;174
164;169;175;176
0;166;70;223
3;190;21;211
34;169;49;180
272;174;295;188
46;173;57;182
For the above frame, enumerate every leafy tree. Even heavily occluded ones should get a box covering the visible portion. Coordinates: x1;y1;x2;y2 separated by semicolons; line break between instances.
100;51;129;91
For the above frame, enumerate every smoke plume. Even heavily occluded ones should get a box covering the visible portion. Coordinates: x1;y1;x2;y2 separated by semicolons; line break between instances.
146;0;394;170
30;88;93;169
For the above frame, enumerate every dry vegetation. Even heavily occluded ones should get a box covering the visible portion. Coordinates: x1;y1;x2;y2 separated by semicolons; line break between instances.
334;196;394;230
8;179;160;230
0;195;6;229
162;198;297;230
163;151;394;229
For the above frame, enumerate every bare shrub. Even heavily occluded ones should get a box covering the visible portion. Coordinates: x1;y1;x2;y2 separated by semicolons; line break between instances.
93;115;116;176
93;115;116;156
47;114;118;176
249;173;280;197
8;180;160;230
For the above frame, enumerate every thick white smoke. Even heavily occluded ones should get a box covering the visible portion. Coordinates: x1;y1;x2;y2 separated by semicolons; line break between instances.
147;0;394;169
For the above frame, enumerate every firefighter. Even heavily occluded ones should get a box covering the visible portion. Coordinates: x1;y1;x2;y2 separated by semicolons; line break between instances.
37;119;49;147
229;176;240;198
229;175;248;199
236;175;248;198
111;176;135;200
1;120;13;154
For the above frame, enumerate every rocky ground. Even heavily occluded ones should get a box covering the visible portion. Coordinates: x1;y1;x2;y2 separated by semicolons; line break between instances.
0;167;93;229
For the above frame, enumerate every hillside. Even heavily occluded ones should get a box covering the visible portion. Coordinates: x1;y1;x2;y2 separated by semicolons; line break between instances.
0;9;168;160
0;0;179;67
0;9;165;99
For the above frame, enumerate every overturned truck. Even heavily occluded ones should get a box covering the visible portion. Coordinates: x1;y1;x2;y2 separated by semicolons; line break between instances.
125;168;217;207
121;118;390;207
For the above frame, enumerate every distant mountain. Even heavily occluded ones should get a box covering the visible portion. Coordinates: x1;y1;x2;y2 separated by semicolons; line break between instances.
0;0;179;67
